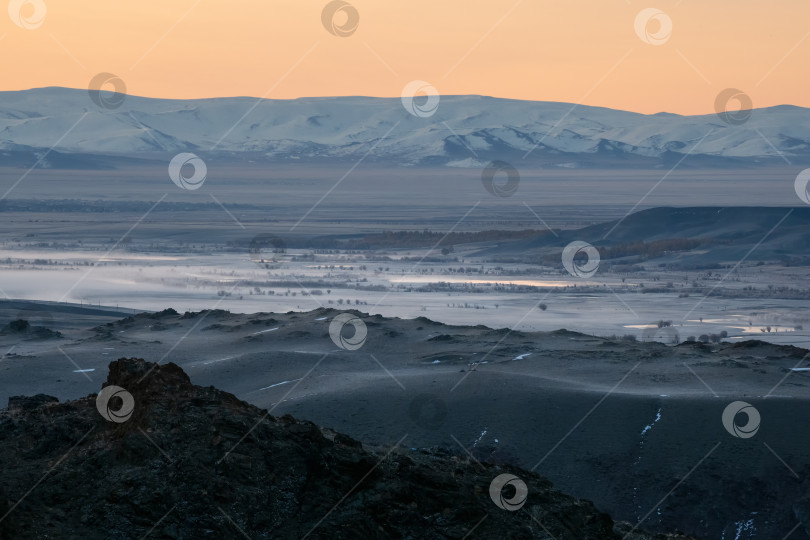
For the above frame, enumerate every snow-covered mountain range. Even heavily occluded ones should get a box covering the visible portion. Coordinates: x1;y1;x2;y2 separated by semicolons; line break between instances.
1;87;808;167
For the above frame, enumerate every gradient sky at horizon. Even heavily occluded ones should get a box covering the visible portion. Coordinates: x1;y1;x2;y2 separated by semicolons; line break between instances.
3;0;809;114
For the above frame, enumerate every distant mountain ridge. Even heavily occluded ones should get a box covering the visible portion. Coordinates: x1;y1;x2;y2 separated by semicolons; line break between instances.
1;87;809;167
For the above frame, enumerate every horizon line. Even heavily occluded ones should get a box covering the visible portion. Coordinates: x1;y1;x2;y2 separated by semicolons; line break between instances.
2;85;796;118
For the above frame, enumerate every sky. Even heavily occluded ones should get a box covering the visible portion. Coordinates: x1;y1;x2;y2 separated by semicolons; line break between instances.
2;0;809;114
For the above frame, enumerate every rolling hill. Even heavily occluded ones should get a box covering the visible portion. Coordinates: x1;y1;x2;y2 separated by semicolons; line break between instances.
1;88;809;168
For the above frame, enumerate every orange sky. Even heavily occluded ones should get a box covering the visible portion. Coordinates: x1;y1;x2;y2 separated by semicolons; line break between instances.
2;0;809;114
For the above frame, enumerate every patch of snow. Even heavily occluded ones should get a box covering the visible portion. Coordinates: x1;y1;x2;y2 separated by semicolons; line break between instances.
202;356;235;366
729;518;756;540
641;408;662;437
445;158;486;168
251;327;279;335
256;378;302;391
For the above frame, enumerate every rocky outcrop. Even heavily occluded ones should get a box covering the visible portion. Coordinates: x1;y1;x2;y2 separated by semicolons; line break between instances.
0;358;694;539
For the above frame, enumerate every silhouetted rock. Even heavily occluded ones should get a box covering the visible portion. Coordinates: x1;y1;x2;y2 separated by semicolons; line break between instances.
7;394;59;412
4;319;29;333
1;319;62;339
0;358;695;539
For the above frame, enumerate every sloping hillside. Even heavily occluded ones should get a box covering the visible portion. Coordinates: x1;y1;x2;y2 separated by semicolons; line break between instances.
0;358;692;539
477;206;810;267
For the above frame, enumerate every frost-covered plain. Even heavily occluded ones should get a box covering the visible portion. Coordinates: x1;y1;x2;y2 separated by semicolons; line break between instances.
2;249;808;347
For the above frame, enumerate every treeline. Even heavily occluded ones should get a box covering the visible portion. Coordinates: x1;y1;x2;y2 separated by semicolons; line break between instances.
0;199;260;213
599;238;704;260
225;229;547;252
328;229;547;250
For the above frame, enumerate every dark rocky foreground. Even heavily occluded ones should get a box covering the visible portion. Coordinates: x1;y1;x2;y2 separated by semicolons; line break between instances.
0;358;694;539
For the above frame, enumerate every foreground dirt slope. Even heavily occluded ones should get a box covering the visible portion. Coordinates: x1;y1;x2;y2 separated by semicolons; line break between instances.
0;358;693;539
